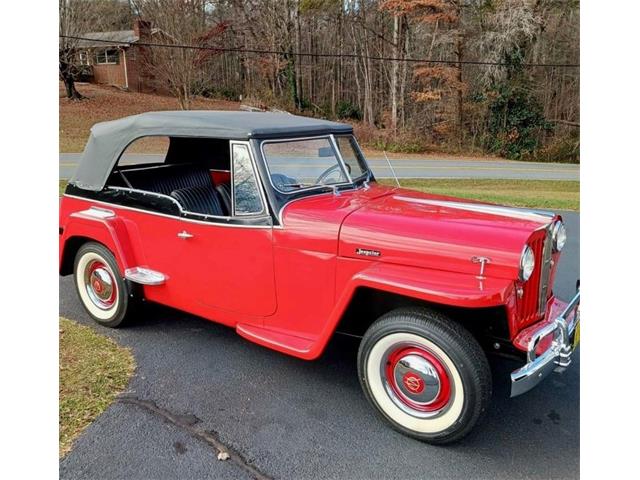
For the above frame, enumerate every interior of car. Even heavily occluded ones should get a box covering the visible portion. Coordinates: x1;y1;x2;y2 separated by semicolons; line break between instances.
106;137;233;217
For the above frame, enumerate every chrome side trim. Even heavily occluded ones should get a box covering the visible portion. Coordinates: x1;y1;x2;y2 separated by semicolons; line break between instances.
510;290;580;397
72;207;116;219
63;194;273;229
393;196;555;223
124;267;166;285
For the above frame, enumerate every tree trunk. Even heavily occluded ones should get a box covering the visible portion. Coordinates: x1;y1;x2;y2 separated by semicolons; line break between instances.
61;72;83;100
390;15;400;133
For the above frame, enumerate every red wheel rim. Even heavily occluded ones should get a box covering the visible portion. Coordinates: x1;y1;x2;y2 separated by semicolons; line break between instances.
384;346;451;413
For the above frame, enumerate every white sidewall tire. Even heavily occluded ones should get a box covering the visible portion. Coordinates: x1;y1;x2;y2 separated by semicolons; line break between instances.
365;332;464;434
75;251;120;321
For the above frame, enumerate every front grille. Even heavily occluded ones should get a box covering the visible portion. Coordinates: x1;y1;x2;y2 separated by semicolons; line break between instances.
519;228;553;325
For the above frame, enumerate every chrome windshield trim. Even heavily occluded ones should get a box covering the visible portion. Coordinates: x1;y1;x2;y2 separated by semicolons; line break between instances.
260;134;357;196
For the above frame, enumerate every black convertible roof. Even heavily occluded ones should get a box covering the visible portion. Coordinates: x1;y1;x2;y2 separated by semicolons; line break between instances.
71;111;353;191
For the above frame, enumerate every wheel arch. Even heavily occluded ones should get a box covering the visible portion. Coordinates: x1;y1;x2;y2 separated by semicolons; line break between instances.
334;286;513;353
59;213;139;277
312;262;519;360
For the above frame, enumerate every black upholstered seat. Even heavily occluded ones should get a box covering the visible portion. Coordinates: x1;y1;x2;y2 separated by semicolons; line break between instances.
122;164;213;196
170;186;225;216
216;184;232;214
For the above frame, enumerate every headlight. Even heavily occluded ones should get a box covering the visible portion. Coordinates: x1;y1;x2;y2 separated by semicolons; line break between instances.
551;220;567;252
519;245;535;282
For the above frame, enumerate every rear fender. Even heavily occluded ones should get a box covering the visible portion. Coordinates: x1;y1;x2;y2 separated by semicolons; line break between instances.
59;208;139;275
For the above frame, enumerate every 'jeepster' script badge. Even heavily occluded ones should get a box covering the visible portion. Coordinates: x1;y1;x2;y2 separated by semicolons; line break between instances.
356;248;381;257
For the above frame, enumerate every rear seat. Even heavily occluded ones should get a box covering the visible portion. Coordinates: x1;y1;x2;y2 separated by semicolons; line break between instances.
121;164;230;216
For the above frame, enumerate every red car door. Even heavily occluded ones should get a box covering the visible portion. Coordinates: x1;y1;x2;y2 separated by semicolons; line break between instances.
173;142;277;318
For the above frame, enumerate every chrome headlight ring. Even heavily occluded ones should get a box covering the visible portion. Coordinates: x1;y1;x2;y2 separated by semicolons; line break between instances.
551;220;567;252
519;245;535;282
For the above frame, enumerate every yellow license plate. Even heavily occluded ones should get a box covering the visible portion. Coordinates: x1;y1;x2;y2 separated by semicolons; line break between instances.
572;321;580;349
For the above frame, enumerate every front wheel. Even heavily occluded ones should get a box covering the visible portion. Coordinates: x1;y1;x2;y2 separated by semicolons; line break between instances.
357;307;491;444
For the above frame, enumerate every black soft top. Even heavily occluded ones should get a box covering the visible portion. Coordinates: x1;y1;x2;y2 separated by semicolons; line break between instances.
70;111;352;191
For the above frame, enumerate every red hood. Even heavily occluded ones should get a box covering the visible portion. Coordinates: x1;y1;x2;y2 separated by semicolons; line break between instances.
279;183;555;280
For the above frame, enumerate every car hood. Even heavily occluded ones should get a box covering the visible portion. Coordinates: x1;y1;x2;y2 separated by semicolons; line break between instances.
338;186;556;280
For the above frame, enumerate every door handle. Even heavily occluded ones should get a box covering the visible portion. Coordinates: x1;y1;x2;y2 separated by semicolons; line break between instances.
177;230;194;239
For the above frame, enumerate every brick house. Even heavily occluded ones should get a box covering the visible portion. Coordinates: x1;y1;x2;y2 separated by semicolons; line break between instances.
77;19;158;92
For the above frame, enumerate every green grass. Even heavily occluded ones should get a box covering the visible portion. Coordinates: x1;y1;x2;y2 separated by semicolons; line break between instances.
59;180;68;196
59;178;579;210
59;317;135;457
380;178;579;211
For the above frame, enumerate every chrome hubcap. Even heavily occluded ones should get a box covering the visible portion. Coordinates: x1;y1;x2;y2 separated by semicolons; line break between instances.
84;261;116;310
393;354;441;404
382;345;452;417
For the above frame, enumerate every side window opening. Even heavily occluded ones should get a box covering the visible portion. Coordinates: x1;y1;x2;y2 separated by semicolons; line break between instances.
232;144;265;216
105;136;237;219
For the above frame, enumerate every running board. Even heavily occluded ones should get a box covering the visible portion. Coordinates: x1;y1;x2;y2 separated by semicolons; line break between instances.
124;267;166;285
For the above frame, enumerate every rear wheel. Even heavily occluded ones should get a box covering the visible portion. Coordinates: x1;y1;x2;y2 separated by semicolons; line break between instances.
357;307;491;444
73;242;134;328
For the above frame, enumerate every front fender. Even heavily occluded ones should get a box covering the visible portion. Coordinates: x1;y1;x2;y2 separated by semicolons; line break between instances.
306;262;516;360
59;209;140;275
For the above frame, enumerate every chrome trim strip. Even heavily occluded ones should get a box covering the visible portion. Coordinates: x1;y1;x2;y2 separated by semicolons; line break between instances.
510;290;580;397
230;140;269;216
329;134;353;183
392;196;555;223
63;194;273;229
71;207;116;219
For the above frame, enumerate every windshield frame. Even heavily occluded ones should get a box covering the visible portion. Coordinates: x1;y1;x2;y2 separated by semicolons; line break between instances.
259;134;369;196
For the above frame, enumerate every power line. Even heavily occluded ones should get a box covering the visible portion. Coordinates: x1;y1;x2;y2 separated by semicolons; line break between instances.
60;35;580;68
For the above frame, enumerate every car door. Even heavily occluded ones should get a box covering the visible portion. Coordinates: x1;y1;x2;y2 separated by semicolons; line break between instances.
175;141;277;318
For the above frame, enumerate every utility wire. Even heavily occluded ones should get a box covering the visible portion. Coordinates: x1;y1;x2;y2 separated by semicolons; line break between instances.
60;35;580;68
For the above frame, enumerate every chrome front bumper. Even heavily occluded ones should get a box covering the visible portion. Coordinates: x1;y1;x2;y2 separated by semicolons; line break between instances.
510;290;580;397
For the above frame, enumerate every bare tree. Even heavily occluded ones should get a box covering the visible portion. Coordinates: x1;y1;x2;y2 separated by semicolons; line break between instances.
135;0;225;109
59;0;104;99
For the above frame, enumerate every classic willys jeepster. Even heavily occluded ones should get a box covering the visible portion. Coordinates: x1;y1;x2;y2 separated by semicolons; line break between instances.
59;111;580;444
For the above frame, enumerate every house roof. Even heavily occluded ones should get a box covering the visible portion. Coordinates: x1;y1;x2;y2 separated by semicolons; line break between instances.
77;28;160;48
71;111;353;191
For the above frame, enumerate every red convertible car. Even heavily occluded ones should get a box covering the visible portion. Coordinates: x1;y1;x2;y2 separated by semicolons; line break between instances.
59;111;579;444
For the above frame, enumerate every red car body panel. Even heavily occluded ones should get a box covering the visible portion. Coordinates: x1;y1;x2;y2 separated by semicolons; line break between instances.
60;177;559;360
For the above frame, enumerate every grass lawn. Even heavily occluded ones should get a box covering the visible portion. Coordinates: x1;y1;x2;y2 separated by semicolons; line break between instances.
59;317;135;457
380;178;579;211
59;178;578;210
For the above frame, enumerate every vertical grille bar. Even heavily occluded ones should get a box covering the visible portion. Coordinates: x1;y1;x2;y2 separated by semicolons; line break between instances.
537;228;553;316
518;227;553;326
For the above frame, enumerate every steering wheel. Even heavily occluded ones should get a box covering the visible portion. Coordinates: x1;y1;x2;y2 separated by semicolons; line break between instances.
316;163;351;185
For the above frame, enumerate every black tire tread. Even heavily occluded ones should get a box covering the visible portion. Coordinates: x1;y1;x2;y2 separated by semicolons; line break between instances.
357;306;491;444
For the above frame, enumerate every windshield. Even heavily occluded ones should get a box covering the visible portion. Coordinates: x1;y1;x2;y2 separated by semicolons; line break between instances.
261;136;368;193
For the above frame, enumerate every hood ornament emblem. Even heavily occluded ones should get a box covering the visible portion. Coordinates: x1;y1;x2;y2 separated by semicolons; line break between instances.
471;256;491;279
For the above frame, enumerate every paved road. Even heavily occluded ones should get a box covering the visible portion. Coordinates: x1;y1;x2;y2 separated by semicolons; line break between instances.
59;213;580;480
59;152;580;181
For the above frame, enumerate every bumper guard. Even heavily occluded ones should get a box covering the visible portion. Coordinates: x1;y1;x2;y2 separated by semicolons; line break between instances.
510;290;580;397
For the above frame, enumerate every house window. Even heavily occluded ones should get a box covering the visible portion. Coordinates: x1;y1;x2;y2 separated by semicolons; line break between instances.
94;49;119;65
78;51;90;66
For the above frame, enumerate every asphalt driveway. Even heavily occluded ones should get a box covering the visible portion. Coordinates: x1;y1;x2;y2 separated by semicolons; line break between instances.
59;213;580;480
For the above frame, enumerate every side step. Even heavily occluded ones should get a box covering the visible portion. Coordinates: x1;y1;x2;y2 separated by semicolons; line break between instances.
124;267;166;285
